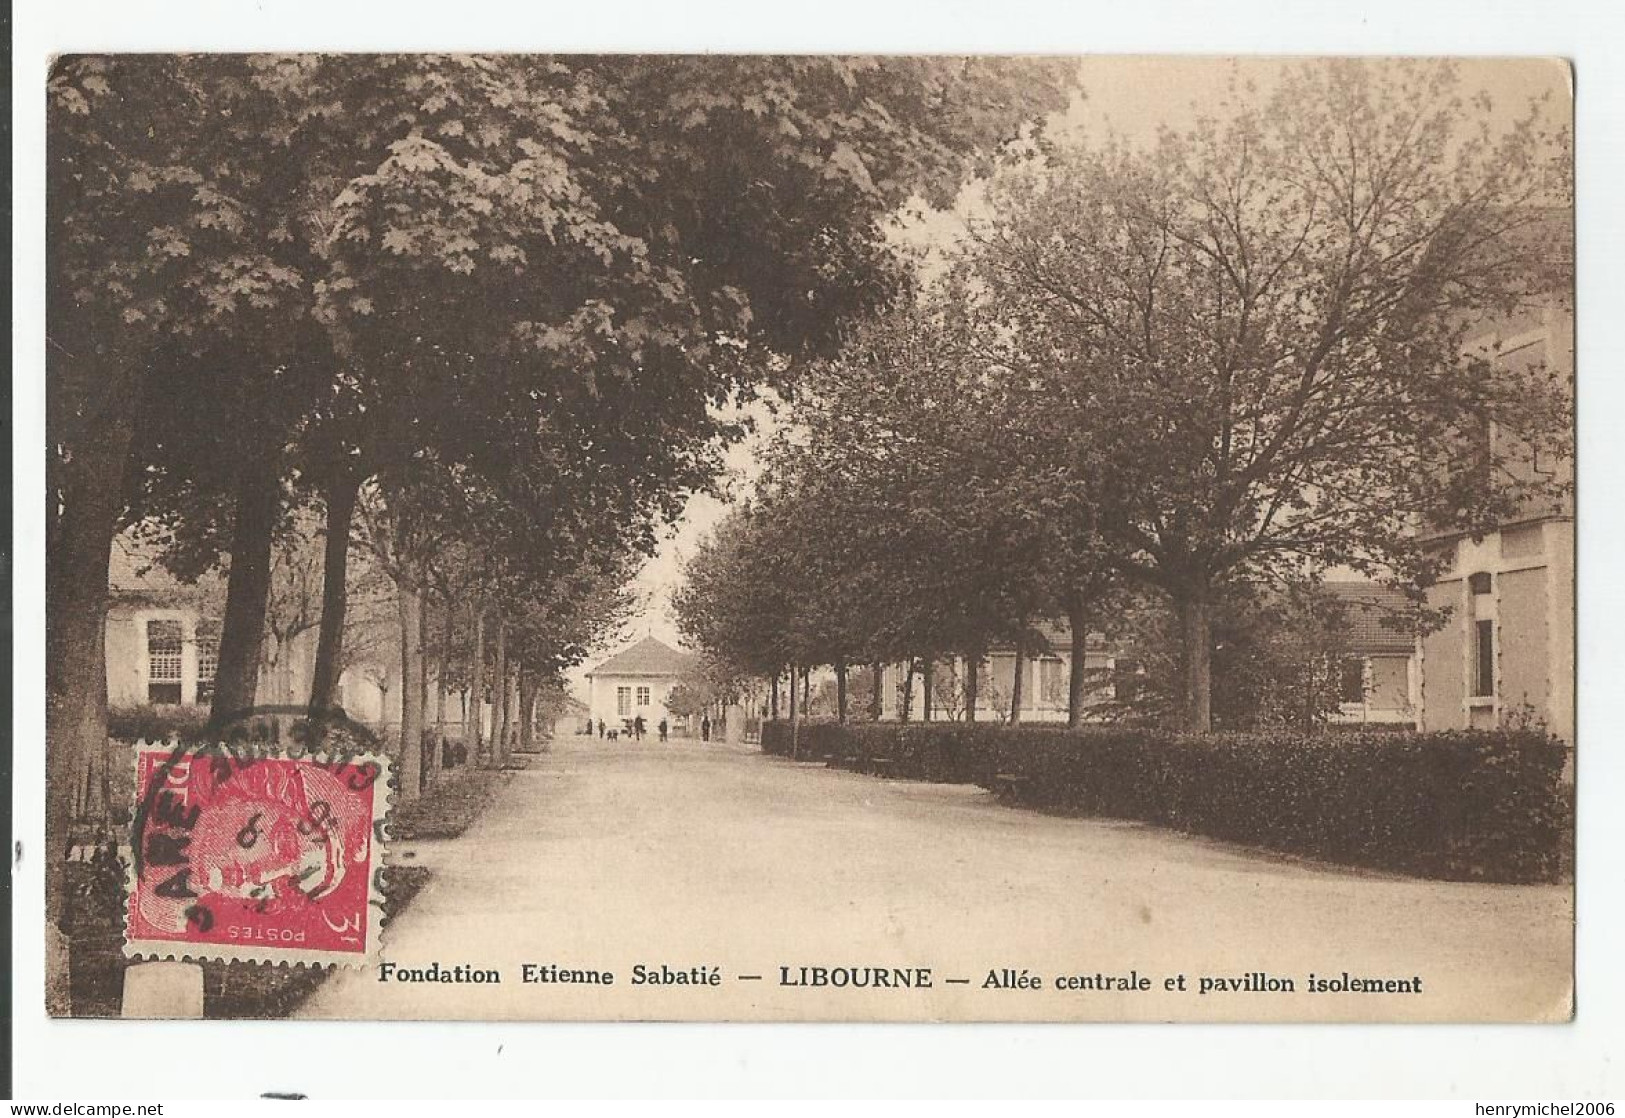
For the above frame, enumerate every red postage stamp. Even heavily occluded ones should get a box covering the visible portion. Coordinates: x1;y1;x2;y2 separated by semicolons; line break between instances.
124;742;391;966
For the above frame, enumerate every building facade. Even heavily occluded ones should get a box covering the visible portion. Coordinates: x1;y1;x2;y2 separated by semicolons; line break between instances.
877;621;1133;724
584;636;695;732
106;538;226;711
1417;302;1575;743
874;586;1421;729
105;534;403;730
1323;583;1421;727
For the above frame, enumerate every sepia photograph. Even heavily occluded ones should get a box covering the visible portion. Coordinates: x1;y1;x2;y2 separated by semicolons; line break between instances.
41;52;1575;1028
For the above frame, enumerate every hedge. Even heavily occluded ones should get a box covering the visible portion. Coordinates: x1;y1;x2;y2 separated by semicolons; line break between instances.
105;703;391;747
106;703;214;743
760;720;1571;883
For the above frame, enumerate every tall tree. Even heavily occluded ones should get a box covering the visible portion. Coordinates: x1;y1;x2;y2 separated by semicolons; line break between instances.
47;54;1076;928
964;59;1572;729
47;56;311;921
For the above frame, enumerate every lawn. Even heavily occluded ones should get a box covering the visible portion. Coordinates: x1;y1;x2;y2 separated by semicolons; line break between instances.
392;766;511;841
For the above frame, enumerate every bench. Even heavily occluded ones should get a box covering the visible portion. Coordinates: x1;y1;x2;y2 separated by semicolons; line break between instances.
989;773;1030;802
866;757;899;778
827;753;863;770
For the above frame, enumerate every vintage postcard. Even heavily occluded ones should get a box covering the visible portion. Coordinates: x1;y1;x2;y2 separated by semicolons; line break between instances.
43;53;1574;1023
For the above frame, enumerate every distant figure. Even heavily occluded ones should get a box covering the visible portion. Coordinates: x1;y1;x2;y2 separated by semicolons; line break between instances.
701;715;711;742
597;719;605;739
634;714;646;741
658;718;669;743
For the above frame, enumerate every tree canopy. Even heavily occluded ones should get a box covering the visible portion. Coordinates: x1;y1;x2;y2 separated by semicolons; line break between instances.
675;59;1573;732
46;53;1076;907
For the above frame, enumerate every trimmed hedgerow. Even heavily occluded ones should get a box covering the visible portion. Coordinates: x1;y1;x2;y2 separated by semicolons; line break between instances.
763;718;1023;782
760;720;1571;883
106;703;214;743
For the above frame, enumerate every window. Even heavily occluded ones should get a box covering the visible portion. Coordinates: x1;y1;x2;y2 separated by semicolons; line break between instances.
617;687;632;717
1039;658;1065;706
1473;620;1496;698
146;619;183;705
195;618;220;705
636;686;651;708
1468;571;1493;596
1338;658;1367;705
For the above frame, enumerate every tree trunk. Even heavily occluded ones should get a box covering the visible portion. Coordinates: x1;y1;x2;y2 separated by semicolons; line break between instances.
492;619;508;766
307;473;358;718
899;660;915;723
1066;589;1090;730
519;669;538;752
835;659;848;723
770;673;780;720
434;598;452;769
509;668;520;751
419;590;436;784
1178;590;1214;733
46;571;113;895
210;456;280;726
787;660;800;759
45;411;132;932
802;668;811;714
396;579;423;801
46;359;141;1015
1009;639;1025;725
870;662;884;721
965;653;980;725
470;609;486;763
922;659;934;722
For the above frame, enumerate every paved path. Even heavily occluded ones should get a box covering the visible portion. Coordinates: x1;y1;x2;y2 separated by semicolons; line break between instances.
297;736;1572;1022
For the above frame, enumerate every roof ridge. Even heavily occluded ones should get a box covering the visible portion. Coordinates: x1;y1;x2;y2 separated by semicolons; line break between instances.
586;635;695;678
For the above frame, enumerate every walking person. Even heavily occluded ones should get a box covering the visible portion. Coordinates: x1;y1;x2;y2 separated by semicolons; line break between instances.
634;714;646;741
700;714;711;742
658;718;669;743
597;719;605;739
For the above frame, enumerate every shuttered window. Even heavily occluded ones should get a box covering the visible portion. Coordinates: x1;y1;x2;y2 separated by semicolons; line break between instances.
1039;658;1065;705
1473;620;1496;698
195;618;220;704
147;620;183;705
1338;657;1367;705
